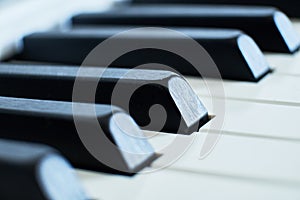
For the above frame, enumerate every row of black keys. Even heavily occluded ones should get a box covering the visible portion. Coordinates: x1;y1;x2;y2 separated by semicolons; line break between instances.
0;66;205;199
1;3;300;200
14;5;300;83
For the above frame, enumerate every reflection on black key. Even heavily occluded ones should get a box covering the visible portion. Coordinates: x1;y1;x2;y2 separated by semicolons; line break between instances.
0;139;86;200
0;64;209;134
72;5;300;53
0;96;157;175
17;27;270;81
131;0;300;18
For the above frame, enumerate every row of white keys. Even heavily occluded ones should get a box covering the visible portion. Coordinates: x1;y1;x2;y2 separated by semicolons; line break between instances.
77;98;300;198
77;97;300;199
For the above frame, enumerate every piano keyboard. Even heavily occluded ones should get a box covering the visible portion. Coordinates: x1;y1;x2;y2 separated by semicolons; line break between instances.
1;0;300;199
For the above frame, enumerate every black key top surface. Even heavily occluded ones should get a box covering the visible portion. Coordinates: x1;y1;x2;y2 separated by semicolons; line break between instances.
0;96;157;175
17;27;270;81
0;139;87;200
72;5;300;53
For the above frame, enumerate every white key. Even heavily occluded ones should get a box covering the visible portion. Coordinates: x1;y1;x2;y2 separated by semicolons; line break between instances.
77;168;300;200
187;74;300;105
149;132;300;183
266;52;300;75
200;97;300;140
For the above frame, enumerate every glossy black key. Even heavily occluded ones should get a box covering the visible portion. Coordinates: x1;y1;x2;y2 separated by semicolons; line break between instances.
131;0;300;18
0;63;209;134
0;96;157;175
72;5;300;53
17;27;270;81
0;139;86;200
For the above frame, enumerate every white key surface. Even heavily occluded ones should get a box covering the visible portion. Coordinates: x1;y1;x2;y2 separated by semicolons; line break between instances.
198;97;300;140
148;132;300;183
77;168;300;200
188;74;300;106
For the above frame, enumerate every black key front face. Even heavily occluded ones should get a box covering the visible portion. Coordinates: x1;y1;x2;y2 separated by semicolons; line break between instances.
0;64;208;134
0;139;86;200
72;5;300;53
17;27;270;81
131;0;300;18
0;96;157;175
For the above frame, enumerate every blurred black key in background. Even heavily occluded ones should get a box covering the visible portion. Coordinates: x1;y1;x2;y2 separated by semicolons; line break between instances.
72;5;300;53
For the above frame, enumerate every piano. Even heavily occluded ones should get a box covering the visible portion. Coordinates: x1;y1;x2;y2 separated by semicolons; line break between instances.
1;0;300;199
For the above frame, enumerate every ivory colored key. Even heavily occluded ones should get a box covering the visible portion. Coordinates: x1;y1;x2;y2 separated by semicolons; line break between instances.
148;131;300;183
198;97;300;140
265;53;300;76
131;0;300;18
16;27;270;81
72;5;300;53
0;96;157;175
0;63;209;134
0;139;87;200
77;169;300;200
187;73;300;105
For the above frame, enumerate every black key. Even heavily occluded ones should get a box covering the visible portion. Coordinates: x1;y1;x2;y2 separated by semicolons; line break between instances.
0;63;209;134
0;139;86;200
131;0;300;18
72;5;300;53
0;96;157;175
17;27;270;81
